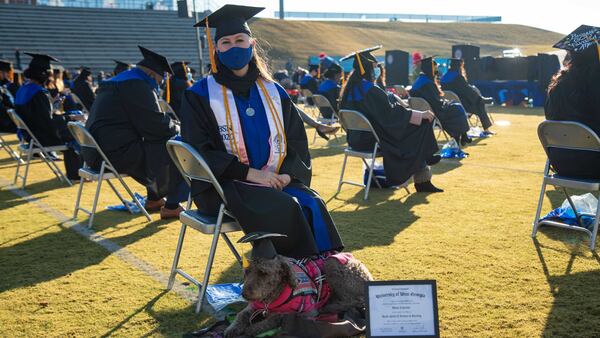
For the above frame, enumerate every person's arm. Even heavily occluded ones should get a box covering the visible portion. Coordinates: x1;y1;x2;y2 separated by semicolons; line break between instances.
278;90;312;186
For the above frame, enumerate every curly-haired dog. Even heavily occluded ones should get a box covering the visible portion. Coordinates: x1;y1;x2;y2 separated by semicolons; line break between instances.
224;252;373;338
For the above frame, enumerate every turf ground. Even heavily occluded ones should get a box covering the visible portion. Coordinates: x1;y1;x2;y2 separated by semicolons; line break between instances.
1;106;600;337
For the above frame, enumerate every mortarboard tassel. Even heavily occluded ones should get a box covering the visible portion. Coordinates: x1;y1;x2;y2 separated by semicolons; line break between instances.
596;40;600;64
356;51;365;75
8;68;14;83
165;73;171;103
317;64;321;79
206;19;218;74
242;254;250;269
341;69;346;88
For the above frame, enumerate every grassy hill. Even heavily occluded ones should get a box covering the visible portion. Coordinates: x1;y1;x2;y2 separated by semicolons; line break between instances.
249;19;563;68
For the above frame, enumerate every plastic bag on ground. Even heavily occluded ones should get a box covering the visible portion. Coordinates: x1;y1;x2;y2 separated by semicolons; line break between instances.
106;193;146;213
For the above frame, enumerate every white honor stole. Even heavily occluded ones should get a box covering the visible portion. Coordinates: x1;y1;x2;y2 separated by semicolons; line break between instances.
207;75;287;173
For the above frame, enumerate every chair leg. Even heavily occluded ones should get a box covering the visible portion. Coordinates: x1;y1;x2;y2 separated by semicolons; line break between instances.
364;158;375;201
312;128;318;145
221;233;242;265
196;204;225;314
73;174;86;219
532;181;548;238
336;153;349;194
116;175;152;222
88;164;105;228
106;179;129;209
167;224;187;290
590;194;600;250
21;146;34;189
13;146;24;185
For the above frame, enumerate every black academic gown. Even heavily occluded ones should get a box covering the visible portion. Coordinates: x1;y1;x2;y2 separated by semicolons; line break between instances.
543;74;600;179
179;71;343;259
72;76;95;111
440;71;492;129
164;77;188;118
83;68;180;200
409;75;470;139
340;79;439;185
0;81;18;132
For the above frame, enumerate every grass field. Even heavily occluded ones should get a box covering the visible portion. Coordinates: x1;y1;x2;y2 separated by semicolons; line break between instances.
1;106;600;337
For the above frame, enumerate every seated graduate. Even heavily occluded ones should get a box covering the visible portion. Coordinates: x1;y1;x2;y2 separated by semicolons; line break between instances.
409;57;471;145
544;25;600;178
440;58;494;135
72;67;95;112
112;60;132;77
316;62;342;119
83;46;188;219
163;61;192;117
339;46;443;192
14;53;82;180
299;64;319;95
179;4;343;259
0;59;18;133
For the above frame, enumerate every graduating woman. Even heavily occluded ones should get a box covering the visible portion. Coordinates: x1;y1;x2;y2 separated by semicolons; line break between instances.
440;58;494;135
164;61;193;117
409;57;471;145
339;46;443;192
316;62;342;119
179;4;343;259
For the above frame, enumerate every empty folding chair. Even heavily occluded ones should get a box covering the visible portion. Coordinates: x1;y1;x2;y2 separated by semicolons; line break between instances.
158;99;180;124
310;94;342;144
300;88;318;116
165;140;243;313
68;92;90;116
7;109;72;189
0;132;22;163
336;109;409;200
67;122;152;228
443;90;479;128
408;97;450;142
532;120;600;250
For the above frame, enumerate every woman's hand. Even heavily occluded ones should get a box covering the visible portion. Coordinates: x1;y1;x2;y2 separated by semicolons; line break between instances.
422;110;436;122
246;168;286;189
278;174;291;189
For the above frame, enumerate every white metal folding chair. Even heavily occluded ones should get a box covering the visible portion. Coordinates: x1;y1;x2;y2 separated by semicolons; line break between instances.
532;120;600;250
300;88;318;116
408;97;450;142
158;99;180;124
311;94;341;144
68;92;90;116
336;109;409;200
0;132;22;163
7;109;72;189
443;90;479;128
67;122;152;228
165;140;243;313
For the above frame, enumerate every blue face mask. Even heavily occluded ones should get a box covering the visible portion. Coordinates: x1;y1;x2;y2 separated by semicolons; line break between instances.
217;46;254;70
186;72;193;81
372;67;382;80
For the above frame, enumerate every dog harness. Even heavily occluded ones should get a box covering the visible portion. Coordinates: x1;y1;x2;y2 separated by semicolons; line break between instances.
249;252;353;319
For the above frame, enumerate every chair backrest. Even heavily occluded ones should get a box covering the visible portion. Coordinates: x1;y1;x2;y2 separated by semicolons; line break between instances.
538;120;600;151
338;109;380;143
443;90;461;104
408;97;432;112
158;99;180;122
301;89;313;98
67;121;116;168
166;140;228;203
69;92;90;115
311;94;334;110
6;109;41;145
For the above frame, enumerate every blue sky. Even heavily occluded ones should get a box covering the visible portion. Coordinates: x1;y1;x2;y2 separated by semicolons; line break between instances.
229;0;599;34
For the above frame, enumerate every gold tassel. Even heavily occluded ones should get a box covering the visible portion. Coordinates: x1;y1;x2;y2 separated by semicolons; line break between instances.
341;69;345;87
356;51;365;75
596;40;600;64
317;64;321;79
165;73;171;103
206;19;217;74
242;255;250;269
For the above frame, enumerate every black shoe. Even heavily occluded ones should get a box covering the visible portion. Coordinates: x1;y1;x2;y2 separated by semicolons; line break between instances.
426;154;441;166
415;181;444;193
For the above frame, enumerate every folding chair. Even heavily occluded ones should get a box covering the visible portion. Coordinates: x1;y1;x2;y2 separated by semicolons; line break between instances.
336;109;409;200
408;97;450;142
165;140;243;313
311;94;342;144
158;99;180;124
7;109;72;189
68;92;90;116
300;89;318;116
443;90;479;128
532;120;600;250
67;122;152;228
0;132;22;163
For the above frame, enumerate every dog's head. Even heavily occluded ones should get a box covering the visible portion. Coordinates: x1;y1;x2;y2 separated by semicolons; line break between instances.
242;255;298;303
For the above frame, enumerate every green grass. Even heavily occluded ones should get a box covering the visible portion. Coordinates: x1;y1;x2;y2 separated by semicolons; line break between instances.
1;106;600;337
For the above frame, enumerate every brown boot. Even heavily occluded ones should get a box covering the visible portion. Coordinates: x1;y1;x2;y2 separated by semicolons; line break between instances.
145;199;165;212
160;206;184;220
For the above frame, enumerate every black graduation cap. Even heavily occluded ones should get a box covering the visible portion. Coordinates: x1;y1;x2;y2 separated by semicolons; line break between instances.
170;61;190;79
323;62;342;78
420;56;437;78
137;46;173;75
553;25;599;62
79;66;92;78
0;59;12;71
237;232;287;260
340;45;382;75
194;4;264;42
449;58;463;70
24;52;59;71
113;59;132;75
308;64;319;72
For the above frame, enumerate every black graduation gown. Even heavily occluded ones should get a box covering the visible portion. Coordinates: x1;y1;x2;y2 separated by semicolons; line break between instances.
83;68;180;200
179;76;343;259
317;79;340;119
72;76;95;111
340;80;439;185
409;75;470;139
543;75;600;179
164;77;188;118
440;71;492;129
0;81;17;132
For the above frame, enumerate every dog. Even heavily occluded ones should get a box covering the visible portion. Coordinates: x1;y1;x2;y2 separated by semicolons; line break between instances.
224;252;373;337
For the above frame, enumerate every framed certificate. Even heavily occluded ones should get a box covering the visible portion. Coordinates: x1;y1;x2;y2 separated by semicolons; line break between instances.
365;280;439;338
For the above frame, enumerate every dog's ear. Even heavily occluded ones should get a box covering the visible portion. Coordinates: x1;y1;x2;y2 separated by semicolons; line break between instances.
278;257;297;288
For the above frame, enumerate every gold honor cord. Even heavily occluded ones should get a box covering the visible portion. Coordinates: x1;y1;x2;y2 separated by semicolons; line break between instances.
165;74;171;103
221;85;241;158
356;51;365;75
206;19;218;74
257;79;287;172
